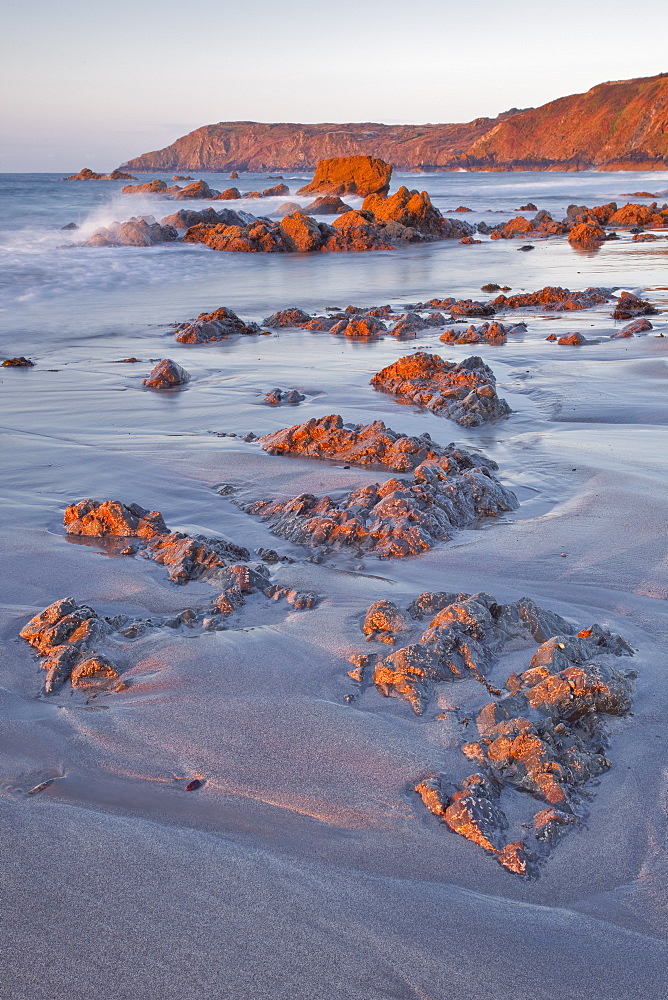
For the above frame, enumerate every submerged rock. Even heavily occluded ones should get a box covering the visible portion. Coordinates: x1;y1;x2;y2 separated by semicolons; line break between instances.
297;155;392;198
258;414;500;473
440;321;523;345
557;333;587;345
242;459;517;560
490;286;612;312
370;353;511;427
2;356;34;367
142;359;191;388
264;388;305;404
612;318;653;338
174;307;261;344
61;168;136;181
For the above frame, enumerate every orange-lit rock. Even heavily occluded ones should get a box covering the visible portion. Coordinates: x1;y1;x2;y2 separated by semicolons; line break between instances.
363;601;407;643
297;155;392;197
243;461;517;562
608;202;668;227
280;212;324;252
363;186;472;238
568;222;606;246
611;291;658;320
214;187;242;200
64;500;168;539
557;333;587;345
174;306;261;343
61;167;136;180
370;352;511;427
71;654;122;691
142;359;191;388
258;414;498;473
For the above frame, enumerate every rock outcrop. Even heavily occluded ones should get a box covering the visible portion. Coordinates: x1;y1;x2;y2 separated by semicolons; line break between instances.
61;168;136;180
264;388;305;404
370;353;511;427
346;589;635;877
142;359;191;388
303;196;354;214
242;459;517;560
362;187;472;239
84;217;178;247
439;321;524;345
297;156;392;197
259;415;501;473
174;307;261;343
64;498;251;585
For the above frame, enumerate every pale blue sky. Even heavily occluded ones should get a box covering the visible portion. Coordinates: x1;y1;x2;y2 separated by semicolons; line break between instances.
1;0;665;170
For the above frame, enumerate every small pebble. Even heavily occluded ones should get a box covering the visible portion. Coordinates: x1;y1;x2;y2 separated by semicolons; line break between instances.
185;779;201;791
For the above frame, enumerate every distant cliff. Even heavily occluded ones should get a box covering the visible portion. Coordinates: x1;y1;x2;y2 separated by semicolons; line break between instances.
119;73;668;174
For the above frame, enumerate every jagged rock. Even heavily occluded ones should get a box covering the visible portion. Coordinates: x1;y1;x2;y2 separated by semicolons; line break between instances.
64;500;168;539
262;184;290;197
20;597;114;693
363;601;407;643
142;359;191;388
160;207;245;229
61;168;136;181
449;299;496;318
242;462;517;561
84;217;178;247
229;171;239;179
264;388;305;404
297;156;392;197
71;654;122;691
322;220;394;252
214;187;242;200
65;498;250;585
2;356;34;367
329;316;386;337
362;187;473;239
304;196;354;214
280;212;325;252
122;179;178;195
258;414;500;473
369;593;575;713
370;353;511;427
608;202;668;227
262;307;313;328
440;321;523;345
382;590;636;876
611;291;658;320
568;222;606;246
174;307;261;344
491;286;612;312
173;180;219;199
612;318;653;337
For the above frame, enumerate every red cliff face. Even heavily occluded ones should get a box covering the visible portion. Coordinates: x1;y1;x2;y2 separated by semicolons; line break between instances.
117;115;520;173
117;73;668;174
465;74;668;170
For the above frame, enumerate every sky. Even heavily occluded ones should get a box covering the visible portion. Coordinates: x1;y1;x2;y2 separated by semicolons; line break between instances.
1;0;666;171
